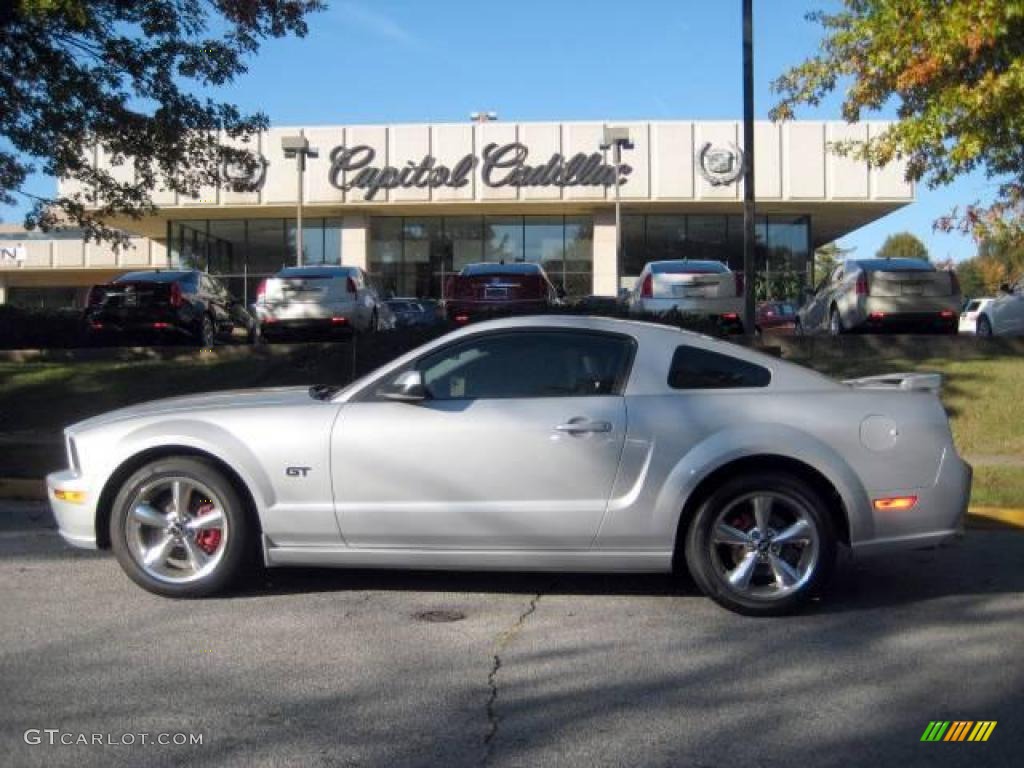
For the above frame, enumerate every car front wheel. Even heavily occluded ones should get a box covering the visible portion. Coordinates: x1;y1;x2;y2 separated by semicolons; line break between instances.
110;457;250;597
684;472;837;616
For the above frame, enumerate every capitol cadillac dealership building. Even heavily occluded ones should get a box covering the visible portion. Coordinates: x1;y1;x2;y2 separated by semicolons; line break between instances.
0;119;912;308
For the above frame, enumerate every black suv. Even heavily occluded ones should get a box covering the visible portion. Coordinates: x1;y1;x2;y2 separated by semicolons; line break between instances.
83;270;257;346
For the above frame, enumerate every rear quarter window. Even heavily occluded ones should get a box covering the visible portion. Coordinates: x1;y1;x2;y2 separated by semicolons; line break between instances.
668;346;771;390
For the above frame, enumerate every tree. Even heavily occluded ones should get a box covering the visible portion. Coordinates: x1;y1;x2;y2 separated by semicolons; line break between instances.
876;232;929;261
0;0;323;242
771;1;1024;243
812;241;854;286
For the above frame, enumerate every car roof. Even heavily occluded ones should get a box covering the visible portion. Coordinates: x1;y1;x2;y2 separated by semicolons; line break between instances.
848;258;935;272
648;260;729;273
460;262;544;276
115;270;196;282
276;265;355;277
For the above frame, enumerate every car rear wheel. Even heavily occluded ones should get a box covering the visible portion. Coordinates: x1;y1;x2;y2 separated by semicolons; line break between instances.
110;457;250;597
198;315;216;347
684;472;836;616
828;307;844;336
977;315;994;337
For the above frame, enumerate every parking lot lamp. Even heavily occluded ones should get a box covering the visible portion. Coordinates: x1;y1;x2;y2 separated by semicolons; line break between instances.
282;132;319;267
601;126;634;294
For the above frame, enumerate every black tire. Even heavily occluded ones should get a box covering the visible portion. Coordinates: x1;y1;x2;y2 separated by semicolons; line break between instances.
683;472;837;616
110;456;251;598
828;306;844;337
977;315;993;337
197;315;216;348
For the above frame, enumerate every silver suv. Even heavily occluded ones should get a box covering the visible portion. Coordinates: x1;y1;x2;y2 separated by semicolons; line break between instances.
254;266;393;339
797;258;961;335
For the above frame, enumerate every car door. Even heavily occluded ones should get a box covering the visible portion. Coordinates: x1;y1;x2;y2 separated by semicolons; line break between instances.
330;329;634;549
800;269;836;332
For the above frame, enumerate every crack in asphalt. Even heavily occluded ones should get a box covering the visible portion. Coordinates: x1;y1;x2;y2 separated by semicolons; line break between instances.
482;590;544;767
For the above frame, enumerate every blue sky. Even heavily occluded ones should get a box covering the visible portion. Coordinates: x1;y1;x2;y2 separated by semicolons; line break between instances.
3;0;991;261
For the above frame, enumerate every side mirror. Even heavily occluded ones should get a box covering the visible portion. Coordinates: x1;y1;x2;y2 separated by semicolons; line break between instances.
380;370;427;403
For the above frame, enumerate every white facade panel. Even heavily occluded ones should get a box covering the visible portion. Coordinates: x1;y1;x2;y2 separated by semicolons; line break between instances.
519;123;563;201
431;124;475;201
617;122;650;200
651;122;694;199
869;123;913;199
562;123;606;201
343;125;389;204
477;122;518;201
754;122;782;199
304;127;346;205
786;122;826;199
221;132;263;207
696;122;741;200
53;239;84;268
388;124;431;202
828;123;870;199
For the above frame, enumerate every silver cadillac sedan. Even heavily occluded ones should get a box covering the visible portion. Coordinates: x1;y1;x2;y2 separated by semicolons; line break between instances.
47;316;971;615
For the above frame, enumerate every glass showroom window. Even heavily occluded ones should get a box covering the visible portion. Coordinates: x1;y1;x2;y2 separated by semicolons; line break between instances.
367;216;594;300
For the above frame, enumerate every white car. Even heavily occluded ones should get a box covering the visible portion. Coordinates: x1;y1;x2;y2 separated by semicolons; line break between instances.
47;316;971;616
975;278;1024;336
959;298;994;334
627;260;744;332
254;266;393;339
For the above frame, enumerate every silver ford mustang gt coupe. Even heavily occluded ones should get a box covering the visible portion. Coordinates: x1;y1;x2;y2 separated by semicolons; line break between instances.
47;316;971;615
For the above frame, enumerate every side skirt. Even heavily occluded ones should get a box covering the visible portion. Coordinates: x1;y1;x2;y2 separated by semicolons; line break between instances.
262;538;674;573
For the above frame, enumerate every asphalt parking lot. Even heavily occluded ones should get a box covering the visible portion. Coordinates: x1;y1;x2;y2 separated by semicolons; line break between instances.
1;501;1022;768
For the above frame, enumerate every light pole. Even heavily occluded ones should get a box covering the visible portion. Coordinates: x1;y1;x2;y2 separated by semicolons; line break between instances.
282;131;319;267
741;0;757;335
601;126;633;295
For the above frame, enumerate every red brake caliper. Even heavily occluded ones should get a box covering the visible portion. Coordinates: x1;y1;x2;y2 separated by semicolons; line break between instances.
194;502;222;555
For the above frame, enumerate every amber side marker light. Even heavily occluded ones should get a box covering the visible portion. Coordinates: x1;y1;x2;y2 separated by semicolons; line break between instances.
53;489;87;504
873;496;918;511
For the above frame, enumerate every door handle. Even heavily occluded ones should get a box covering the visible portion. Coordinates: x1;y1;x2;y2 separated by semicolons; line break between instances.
555;420;612;434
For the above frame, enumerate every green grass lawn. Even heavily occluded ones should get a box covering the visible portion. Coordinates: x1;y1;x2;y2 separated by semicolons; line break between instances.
1;345;1022;507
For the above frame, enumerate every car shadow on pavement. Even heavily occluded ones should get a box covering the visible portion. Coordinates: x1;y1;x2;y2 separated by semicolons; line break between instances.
230;533;1024;615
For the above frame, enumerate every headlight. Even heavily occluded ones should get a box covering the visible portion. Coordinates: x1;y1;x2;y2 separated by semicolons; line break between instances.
66;435;80;473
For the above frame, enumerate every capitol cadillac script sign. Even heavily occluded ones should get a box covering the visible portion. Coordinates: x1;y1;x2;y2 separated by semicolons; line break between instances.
325;142;632;200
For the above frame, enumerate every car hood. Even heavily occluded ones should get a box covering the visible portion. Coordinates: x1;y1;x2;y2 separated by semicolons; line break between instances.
68;386;315;433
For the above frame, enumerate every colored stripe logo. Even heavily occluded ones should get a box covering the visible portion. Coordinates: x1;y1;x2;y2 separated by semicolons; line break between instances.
921;721;997;742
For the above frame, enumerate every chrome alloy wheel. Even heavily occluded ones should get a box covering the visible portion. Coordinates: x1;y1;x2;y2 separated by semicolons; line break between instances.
709;491;820;600
125;476;229;584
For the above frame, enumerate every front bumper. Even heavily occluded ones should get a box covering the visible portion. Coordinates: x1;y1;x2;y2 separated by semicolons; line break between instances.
46;469;98;549
852;449;972;557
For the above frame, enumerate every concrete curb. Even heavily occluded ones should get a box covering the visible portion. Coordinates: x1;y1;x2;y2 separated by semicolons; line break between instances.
2;476;1022;530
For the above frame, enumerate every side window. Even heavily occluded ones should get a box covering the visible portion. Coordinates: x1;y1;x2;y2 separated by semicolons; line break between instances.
410;331;635;400
668;346;771;390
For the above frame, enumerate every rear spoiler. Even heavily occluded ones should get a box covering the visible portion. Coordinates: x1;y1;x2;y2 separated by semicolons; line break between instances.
842;372;943;394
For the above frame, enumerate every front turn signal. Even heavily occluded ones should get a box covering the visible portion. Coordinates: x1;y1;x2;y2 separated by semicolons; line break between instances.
873;496;917;511
53;489;87;504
